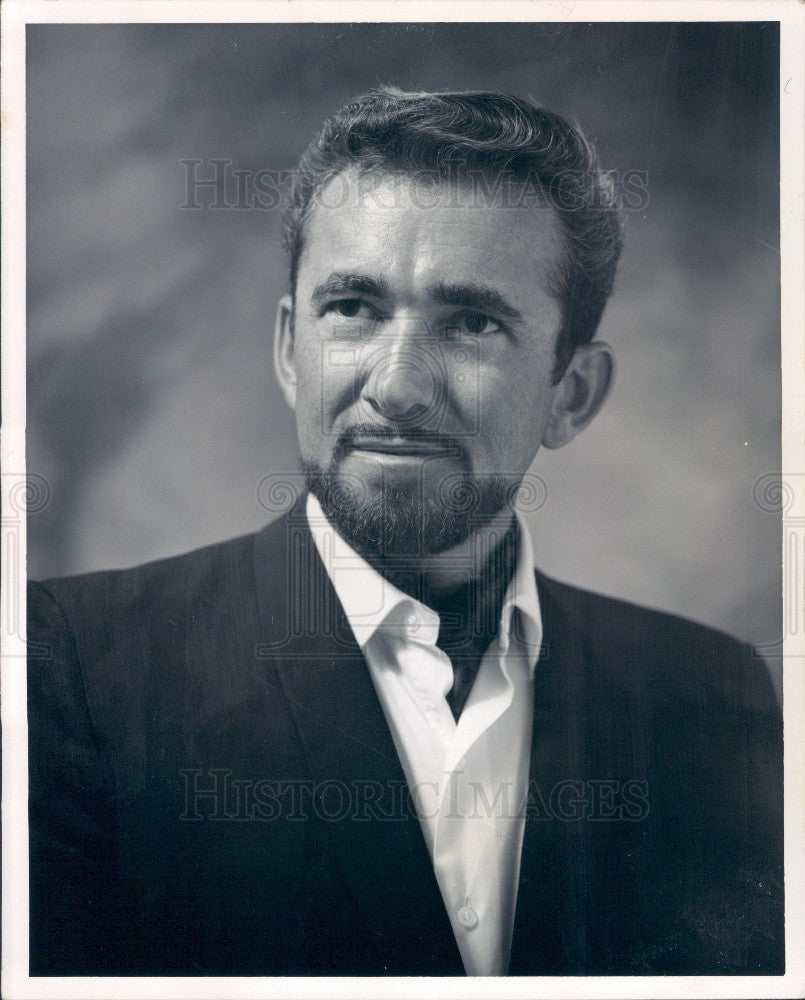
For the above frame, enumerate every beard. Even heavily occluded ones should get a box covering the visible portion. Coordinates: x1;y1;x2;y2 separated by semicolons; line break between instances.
302;427;514;561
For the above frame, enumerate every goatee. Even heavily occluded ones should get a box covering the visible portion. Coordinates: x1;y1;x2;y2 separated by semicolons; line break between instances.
302;457;514;561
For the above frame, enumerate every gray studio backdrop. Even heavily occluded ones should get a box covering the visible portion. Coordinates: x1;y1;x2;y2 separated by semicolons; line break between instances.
26;23;781;663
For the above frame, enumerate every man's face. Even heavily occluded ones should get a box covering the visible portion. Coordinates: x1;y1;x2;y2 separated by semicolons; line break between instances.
276;169;566;558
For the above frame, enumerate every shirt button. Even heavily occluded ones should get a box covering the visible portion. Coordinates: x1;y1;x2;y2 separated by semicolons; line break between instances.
404;612;419;630
457;904;478;929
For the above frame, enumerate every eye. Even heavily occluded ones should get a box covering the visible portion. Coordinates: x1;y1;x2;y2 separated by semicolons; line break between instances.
327;298;377;320
446;310;504;337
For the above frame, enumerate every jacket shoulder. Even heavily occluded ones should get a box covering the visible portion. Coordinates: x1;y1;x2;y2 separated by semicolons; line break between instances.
30;527;259;617
27;515;295;728
535;570;778;716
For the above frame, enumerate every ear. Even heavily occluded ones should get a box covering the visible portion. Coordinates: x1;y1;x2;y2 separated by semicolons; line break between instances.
273;294;297;410
542;341;615;449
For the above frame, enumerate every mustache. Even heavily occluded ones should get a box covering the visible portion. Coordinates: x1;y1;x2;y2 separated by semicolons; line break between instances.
334;423;470;463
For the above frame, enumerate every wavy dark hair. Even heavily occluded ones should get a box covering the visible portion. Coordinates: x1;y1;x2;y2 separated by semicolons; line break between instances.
282;87;623;381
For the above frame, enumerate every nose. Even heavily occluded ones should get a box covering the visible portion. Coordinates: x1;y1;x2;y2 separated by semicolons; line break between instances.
360;317;445;428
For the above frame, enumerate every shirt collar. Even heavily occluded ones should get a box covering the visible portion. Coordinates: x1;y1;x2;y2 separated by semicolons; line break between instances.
306;491;543;673
498;518;542;670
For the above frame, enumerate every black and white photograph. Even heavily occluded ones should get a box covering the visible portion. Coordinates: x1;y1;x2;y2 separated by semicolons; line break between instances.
2;4;803;997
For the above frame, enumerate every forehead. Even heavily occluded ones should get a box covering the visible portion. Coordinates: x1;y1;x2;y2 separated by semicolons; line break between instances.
297;168;565;304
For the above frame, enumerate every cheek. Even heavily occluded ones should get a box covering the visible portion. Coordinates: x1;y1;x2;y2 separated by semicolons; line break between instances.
472;359;555;450
288;335;325;445
476;355;554;415
293;333;356;441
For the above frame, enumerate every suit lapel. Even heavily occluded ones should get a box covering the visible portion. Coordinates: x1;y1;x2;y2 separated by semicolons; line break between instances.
252;498;464;975
508;571;592;974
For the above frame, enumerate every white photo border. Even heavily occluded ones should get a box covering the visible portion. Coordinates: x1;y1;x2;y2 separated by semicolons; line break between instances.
3;2;803;998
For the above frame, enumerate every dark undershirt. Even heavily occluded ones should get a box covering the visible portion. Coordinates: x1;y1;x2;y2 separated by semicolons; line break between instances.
421;520;521;720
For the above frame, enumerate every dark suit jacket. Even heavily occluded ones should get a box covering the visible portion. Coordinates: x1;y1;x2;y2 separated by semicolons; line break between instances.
27;498;784;976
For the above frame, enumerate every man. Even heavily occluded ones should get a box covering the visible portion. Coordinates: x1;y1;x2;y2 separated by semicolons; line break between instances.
28;88;783;977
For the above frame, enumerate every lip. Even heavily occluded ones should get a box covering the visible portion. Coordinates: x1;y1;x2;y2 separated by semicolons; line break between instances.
347;438;454;457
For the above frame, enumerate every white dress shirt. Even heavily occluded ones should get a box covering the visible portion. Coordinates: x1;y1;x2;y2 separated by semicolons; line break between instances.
306;492;543;975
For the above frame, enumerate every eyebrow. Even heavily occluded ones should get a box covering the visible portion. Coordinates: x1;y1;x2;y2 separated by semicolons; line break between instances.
309;271;524;324
310;272;390;306
426;280;523;322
